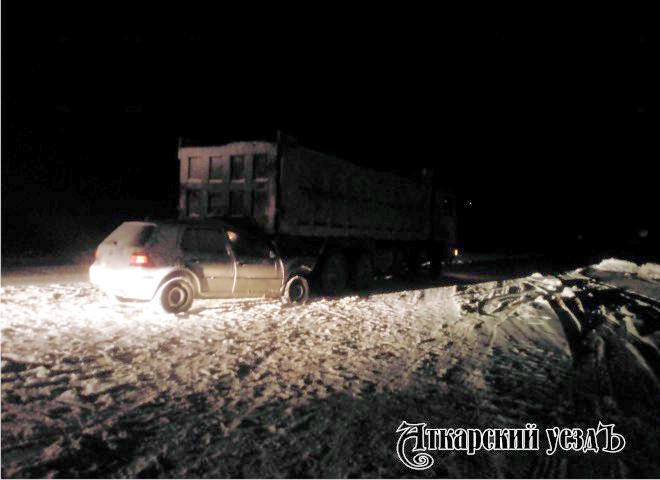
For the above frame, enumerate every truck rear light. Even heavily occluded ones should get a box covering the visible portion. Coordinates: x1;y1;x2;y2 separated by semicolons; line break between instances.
129;252;152;267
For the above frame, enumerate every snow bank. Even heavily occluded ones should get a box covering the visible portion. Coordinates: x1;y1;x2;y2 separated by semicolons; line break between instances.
593;258;660;283
639;263;660;282
593;258;639;275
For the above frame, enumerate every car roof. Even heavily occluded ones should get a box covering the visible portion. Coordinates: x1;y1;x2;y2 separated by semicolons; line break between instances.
127;218;270;239
128;218;229;227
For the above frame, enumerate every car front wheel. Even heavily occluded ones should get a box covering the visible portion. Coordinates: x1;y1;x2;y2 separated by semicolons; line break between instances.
282;275;310;304
156;278;194;313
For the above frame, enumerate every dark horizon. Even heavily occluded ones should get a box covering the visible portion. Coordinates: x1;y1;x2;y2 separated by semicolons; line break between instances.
2;10;654;259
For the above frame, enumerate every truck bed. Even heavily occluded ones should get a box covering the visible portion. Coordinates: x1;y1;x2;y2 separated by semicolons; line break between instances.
278;143;432;241
178;137;434;242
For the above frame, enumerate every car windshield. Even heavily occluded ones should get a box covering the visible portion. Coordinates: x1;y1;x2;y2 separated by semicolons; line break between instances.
105;222;157;246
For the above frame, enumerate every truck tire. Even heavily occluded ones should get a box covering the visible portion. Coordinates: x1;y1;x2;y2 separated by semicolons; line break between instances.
415;248;432;277
320;251;348;296
353;252;374;291
155;278;194;314
392;249;408;277
431;256;444;276
430;245;446;276
282;275;310;304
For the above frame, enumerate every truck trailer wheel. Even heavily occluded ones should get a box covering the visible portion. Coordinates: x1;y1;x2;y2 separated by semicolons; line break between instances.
430;245;446;276
410;248;437;277
320;251;348;296
353;252;374;291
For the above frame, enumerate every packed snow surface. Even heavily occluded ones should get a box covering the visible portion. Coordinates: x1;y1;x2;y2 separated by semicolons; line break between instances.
2;260;660;477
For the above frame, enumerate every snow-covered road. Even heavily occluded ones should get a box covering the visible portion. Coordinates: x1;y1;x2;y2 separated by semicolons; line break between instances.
2;261;659;477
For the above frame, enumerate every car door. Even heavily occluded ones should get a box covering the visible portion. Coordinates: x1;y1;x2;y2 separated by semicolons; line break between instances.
180;227;236;296
226;228;282;296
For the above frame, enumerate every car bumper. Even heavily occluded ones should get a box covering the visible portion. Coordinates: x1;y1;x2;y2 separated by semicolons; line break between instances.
89;264;168;301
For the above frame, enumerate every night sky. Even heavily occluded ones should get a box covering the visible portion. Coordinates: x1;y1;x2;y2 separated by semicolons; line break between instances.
2;7;654;258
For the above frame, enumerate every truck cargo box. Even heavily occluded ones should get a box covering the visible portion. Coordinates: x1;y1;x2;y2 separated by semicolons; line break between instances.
178;135;444;243
178;141;278;231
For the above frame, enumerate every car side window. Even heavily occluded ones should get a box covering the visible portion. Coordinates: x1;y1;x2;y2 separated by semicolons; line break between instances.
226;229;274;264
181;228;229;257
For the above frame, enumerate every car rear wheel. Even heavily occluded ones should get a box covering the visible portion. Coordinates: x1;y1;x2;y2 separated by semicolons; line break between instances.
282;275;310;304
156;278;194;314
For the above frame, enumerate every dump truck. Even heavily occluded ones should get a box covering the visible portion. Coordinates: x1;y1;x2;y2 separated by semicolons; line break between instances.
177;132;456;294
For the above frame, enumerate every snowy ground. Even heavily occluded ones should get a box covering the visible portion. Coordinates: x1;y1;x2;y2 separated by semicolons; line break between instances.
1;259;659;477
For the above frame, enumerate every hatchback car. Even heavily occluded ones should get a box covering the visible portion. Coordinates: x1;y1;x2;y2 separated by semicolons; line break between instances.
89;220;311;313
